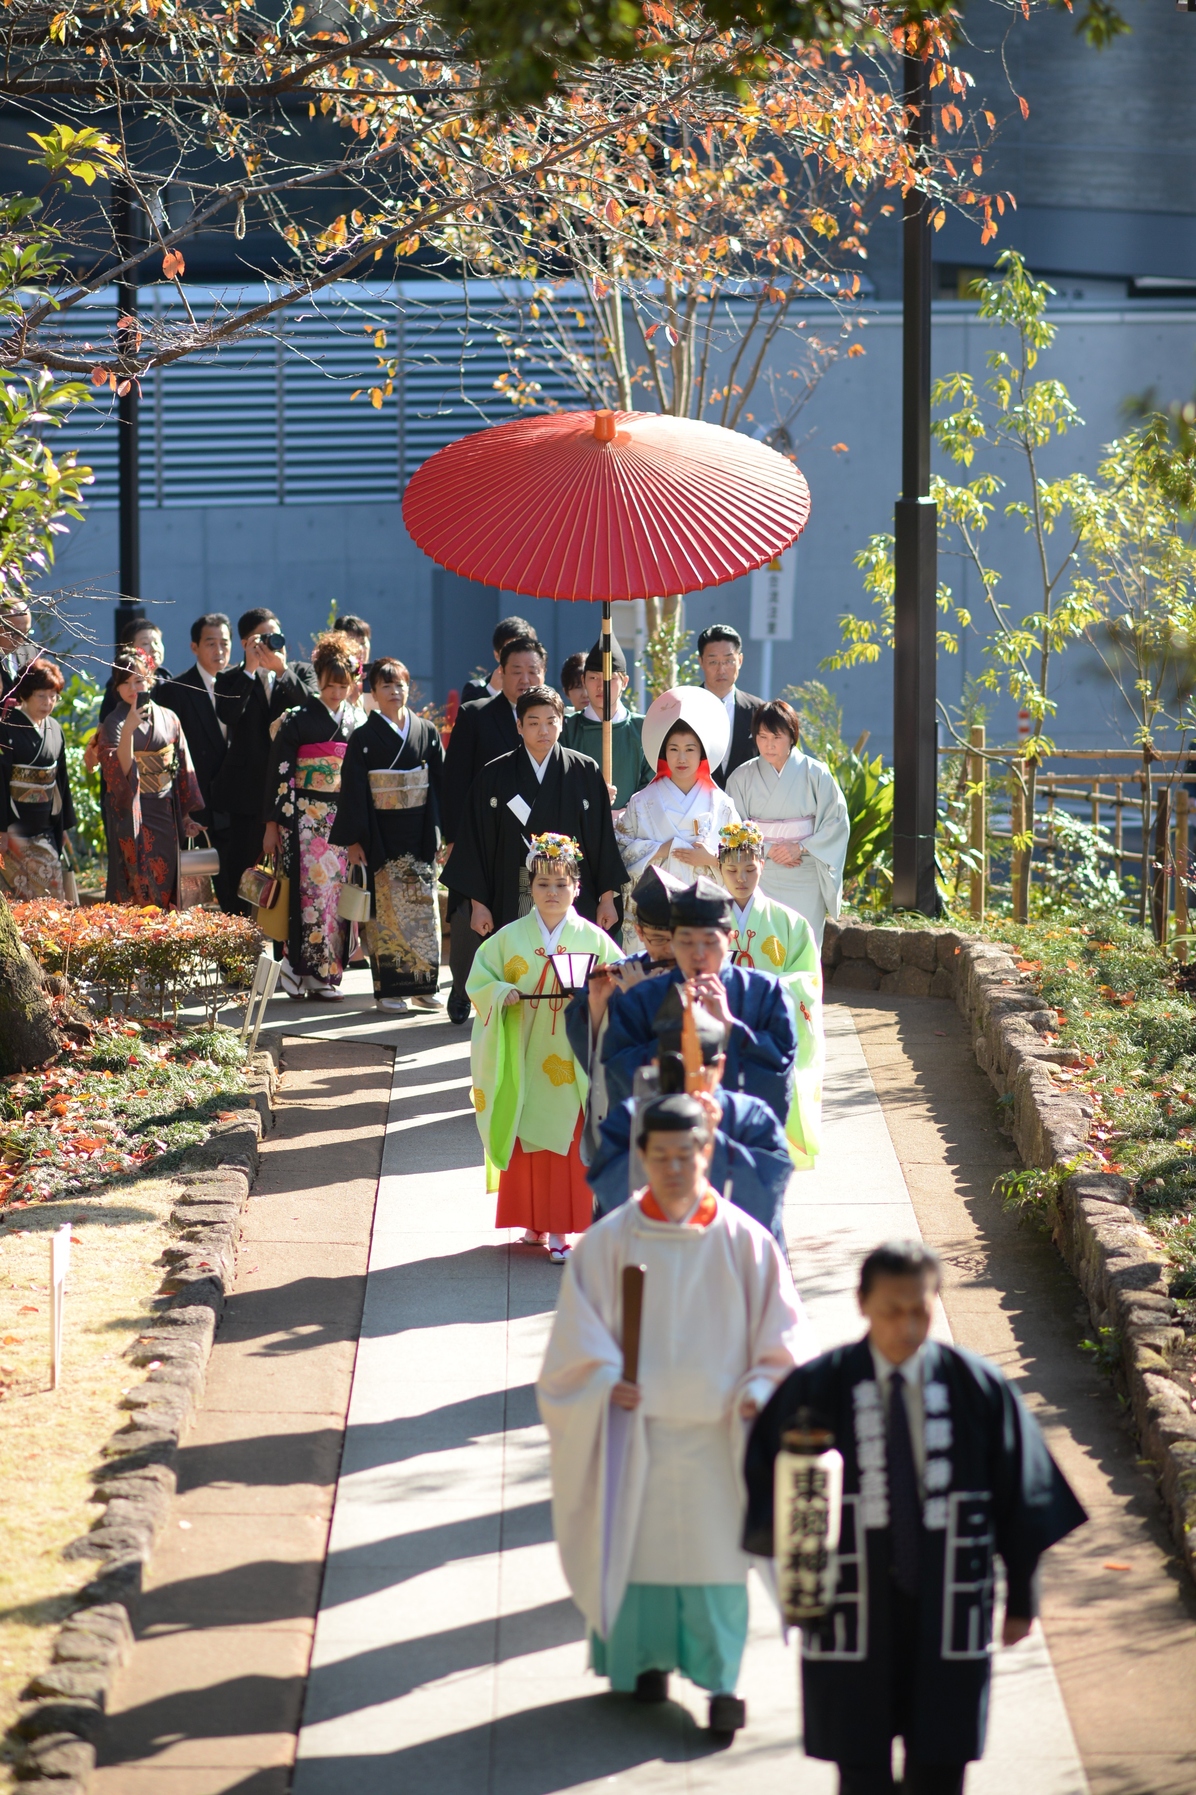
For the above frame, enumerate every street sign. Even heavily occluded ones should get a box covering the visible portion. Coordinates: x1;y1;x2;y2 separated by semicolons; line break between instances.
749;546;797;642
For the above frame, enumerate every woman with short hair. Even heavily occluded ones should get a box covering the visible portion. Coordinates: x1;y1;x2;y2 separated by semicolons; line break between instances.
96;648;205;906
262;630;361;999
330;656;445;1014
726;698;849;948
0;658;76;900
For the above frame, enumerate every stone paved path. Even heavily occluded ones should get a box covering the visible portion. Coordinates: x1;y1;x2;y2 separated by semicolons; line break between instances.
289;1000;1089;1795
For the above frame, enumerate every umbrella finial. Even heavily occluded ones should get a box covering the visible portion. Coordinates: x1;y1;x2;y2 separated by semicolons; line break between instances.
593;409;617;442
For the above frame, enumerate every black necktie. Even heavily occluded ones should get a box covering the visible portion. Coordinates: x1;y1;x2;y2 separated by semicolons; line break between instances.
888;1368;921;1596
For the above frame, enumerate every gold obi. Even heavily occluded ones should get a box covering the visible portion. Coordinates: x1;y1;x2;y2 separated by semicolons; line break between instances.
295;745;345;795
134;744;177;796
10;762;61;813
369;767;428;810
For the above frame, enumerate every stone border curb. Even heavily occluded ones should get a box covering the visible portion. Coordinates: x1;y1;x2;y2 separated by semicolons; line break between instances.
819;918;1196;1584
8;1045;278;1786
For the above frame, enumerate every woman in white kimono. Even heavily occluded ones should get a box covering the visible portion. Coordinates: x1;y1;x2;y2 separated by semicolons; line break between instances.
726;698;849;948
615;688;739;929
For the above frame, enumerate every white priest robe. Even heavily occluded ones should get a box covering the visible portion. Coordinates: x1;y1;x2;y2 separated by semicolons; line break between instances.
726;750;849;946
536;1191;812;1640
615;776;739;890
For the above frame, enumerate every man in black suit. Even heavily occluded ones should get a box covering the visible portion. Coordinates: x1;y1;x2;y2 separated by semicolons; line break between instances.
212;606;316;914
163;612;238;911
441;632;546;1021
698;623;764;789
459;614;535;705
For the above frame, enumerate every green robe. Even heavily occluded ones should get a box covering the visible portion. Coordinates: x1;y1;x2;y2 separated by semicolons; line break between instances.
561;710;652;811
467;907;624;1190
728;888;823;1168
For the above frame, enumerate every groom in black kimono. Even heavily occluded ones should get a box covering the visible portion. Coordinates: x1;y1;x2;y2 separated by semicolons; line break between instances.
744;1241;1086;1795
442;684;626;941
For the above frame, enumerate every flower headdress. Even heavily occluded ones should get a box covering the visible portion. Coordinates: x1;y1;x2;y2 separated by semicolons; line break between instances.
525;831;581;872
718;820;765;858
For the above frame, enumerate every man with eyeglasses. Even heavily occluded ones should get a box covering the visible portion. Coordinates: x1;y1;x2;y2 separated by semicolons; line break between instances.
213;607;316;914
0;600;35;700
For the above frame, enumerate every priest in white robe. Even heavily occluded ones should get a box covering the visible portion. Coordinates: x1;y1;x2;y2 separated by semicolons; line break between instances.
537;1091;812;1740
615;687;740;907
726;698;850;948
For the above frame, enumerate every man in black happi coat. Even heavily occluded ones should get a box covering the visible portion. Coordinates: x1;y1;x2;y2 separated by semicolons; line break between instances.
744;1241;1086;1795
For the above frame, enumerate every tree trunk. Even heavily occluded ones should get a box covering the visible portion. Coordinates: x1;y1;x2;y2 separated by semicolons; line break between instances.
0;894;62;1074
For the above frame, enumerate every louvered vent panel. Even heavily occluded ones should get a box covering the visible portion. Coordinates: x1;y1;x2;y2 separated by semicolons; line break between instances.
50;281;590;507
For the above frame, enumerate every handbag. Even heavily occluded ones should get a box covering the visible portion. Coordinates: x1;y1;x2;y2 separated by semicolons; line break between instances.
257;874;290;941
238;858;280;911
181;829;221;879
336;862;372;923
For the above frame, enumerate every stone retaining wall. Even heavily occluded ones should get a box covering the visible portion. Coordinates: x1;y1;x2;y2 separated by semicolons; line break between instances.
8;1048;278;1790
819;916;1196;1583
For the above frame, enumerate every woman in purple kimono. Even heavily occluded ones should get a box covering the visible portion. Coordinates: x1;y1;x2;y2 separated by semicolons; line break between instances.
262;631;360;1000
97;649;204;906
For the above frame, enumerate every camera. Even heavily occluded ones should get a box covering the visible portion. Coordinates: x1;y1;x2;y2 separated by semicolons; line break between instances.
257;631;286;653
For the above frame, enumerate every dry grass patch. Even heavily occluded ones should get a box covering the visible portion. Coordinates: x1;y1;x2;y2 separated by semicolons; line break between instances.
0;1175;185;1784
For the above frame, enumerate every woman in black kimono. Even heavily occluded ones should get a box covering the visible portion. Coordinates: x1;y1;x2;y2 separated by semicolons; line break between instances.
330;657;445;1013
262;631;360;1001
744;1240;1086;1795
0;658;76;900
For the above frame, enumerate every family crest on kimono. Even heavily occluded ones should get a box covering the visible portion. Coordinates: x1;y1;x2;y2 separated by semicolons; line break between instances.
586;990;794;1245
444;682;626;940
467;832;623;1261
0;658;76;901
614;686;740;927
560;633;652;812
745;1241;1087;1795
538;1091;813;1738
330;655;445;1015
602;876;799;1131
96;648;205;907
726;698;850;948
719;819;825;1168
263;630;363;1001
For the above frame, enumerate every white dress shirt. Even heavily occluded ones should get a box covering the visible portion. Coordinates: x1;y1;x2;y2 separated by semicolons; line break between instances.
708;687;737;772
197;665;228;738
257;668;275;701
869;1339;928;1483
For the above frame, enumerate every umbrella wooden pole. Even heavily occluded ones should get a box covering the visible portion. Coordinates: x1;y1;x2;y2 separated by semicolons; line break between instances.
602;599;613;790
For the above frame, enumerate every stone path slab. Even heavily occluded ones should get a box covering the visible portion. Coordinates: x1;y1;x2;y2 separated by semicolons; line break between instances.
292;1003;1090;1794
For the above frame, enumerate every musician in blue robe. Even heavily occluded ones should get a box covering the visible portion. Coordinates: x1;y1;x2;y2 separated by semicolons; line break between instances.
744;1241;1087;1795
588;992;792;1243
600;876;797;1129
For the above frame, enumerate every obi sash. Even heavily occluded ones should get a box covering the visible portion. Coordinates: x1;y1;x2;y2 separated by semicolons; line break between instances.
10;762;61;814
296;741;347;794
134;743;177;796
757;816;815;843
369;766;428;810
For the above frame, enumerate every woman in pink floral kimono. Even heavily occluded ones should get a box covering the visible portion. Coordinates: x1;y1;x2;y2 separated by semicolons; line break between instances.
97;649;204;906
263;631;361;1000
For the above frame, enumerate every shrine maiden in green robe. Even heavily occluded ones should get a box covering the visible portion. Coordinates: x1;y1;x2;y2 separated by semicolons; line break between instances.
467;906;624;1191
727;888;824;1167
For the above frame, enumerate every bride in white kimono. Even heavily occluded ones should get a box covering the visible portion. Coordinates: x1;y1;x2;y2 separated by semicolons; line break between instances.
726;698;849;947
615;687;740;907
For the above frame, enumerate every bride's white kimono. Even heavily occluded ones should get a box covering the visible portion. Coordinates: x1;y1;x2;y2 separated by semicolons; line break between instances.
537;1191;812;1682
727;750;849;947
615;775;740;889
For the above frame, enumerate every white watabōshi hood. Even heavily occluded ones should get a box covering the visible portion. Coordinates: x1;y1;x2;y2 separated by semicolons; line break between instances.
641;685;731;773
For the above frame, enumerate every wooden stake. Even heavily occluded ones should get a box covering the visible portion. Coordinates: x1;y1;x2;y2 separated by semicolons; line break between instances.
1011;761;1028;925
968;724;985;921
601;599;613;791
1170;789;1178;962
621;1264;645;1384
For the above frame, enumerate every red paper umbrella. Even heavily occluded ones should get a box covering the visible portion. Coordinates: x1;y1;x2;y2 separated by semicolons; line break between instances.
401;409;811;601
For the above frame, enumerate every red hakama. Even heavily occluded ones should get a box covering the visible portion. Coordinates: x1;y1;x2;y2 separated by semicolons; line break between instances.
495;1116;592;1235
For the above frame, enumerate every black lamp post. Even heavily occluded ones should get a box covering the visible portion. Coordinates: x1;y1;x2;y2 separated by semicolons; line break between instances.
111;180;144;655
891;49;938;915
